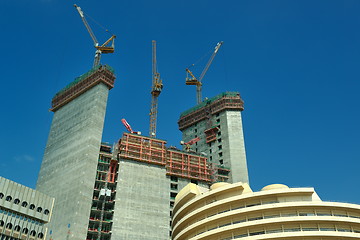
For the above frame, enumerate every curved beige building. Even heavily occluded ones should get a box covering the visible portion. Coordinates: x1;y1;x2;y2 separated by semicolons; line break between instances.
172;182;360;240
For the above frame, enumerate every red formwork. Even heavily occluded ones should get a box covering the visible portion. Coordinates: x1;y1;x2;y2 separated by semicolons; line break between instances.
166;150;212;182
204;127;219;143
117;133;230;183
118;133;167;166
107;160;117;183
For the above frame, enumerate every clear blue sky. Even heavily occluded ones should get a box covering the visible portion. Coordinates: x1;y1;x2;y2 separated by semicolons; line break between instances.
0;1;359;204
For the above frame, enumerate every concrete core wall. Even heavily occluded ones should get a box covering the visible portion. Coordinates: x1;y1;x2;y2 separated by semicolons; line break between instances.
36;83;109;240
112;159;170;240
181;109;249;184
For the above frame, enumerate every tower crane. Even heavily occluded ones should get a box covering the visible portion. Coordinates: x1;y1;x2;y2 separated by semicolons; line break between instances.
186;41;223;104
149;40;163;138
74;4;116;67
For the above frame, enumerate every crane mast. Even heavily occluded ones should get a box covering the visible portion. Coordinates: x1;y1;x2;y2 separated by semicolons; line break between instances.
149;40;163;138
74;4;116;67
186;41;223;104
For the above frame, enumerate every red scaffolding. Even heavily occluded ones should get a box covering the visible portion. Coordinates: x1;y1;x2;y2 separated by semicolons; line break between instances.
118;133;167;166
166;150;211;182
117;133;216;183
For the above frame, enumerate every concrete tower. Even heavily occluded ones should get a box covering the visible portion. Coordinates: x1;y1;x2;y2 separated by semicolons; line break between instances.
178;92;249;184
36;65;115;240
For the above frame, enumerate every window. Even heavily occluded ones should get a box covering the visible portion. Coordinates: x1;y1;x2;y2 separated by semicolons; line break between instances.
37;207;43;213
170;183;178;190
194;129;197;133
38;233;44;239
22;228;29;234
209;149;212;154
218;138;222;143
44;209;50;215
191;179;198;185
30;230;36;236
0;220;4;227
218;131;221;136
29;204;35;210
218;145;222;150
14;198;20;204
6;223;13;229
0;193;3;199
218;152;223;157
22;201;28;207
170;192;177;199
170;176;178;182
219;159;223;165
14;225;21;232
216;119;220;123
249;231;265;236
5;195;12;202
170;201;174;207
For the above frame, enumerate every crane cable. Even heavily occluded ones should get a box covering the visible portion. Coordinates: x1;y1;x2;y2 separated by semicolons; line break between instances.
187;48;213;70
83;11;114;36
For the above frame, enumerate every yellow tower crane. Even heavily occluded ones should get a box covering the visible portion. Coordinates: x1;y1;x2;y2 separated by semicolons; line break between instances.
74;4;116;67
149;40;163;138
186;41;223;104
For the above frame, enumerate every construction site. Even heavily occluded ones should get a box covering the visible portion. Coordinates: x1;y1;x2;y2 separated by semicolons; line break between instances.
33;4;249;240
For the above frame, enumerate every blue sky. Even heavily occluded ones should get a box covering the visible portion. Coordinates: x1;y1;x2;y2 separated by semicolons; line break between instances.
0;1;359;204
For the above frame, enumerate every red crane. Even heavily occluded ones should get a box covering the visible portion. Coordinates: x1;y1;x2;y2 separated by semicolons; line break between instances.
121;119;141;135
181;137;200;151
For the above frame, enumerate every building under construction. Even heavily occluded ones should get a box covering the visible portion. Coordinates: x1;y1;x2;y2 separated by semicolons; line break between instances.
35;67;249;240
86;132;232;239
178;91;249;184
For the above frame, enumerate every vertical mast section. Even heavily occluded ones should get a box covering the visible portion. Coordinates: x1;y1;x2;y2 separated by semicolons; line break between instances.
149;40;163;137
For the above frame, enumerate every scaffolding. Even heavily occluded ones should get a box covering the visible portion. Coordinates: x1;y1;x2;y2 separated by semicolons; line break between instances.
87;143;117;240
204;126;220;143
117;133;214;183
178;92;244;130
118;133;167;166
166;149;211;182
51;65;115;112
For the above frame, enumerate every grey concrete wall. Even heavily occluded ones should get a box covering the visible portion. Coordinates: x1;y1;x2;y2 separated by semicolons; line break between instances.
36;83;110;240
112;159;169;240
223;111;249;184
181;109;249;184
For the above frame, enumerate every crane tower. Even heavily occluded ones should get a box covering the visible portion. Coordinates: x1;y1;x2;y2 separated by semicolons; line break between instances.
149;40;163;138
